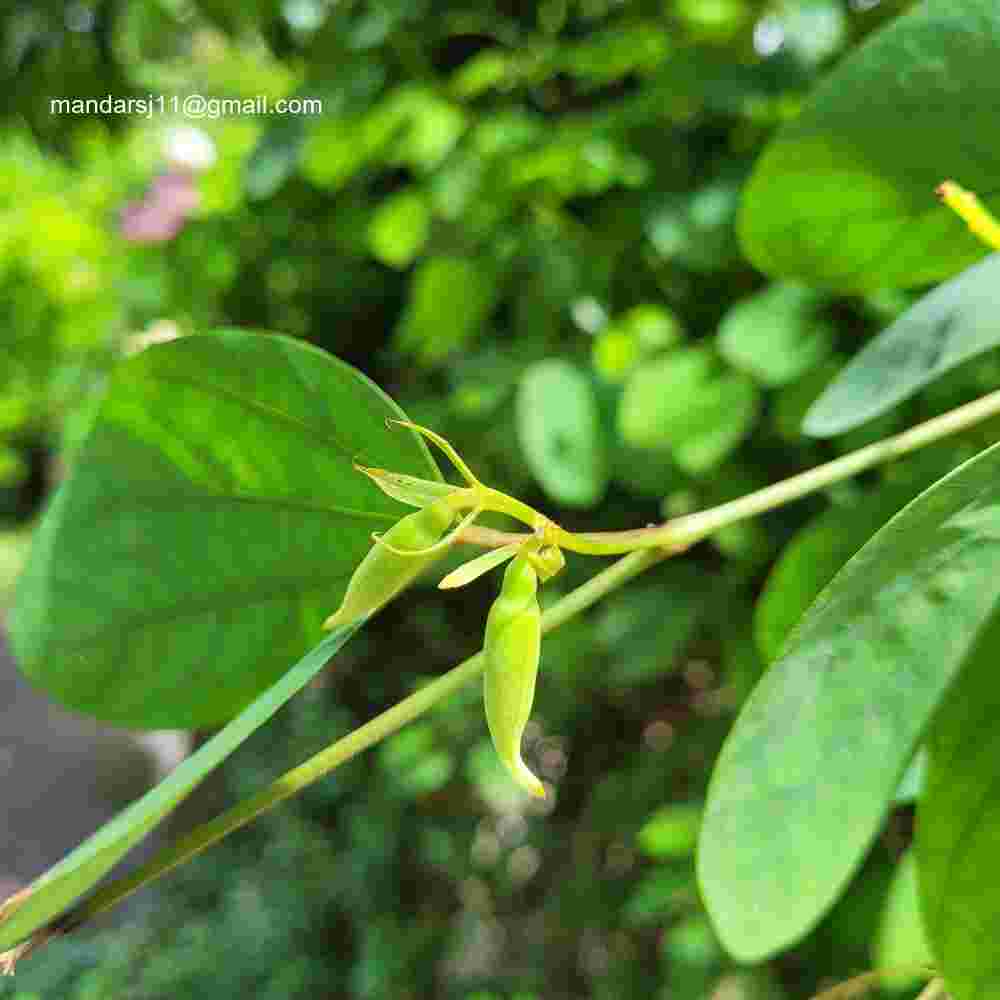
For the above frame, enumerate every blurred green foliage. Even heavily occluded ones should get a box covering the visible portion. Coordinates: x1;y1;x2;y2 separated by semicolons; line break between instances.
0;0;960;996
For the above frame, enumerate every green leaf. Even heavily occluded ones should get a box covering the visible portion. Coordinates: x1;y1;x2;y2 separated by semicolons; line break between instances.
516;360;608;509
10;330;438;727
618;345;758;475
699;441;1000;961
638;804;702;859
876;850;934;991
0;625;356;954
592;304;684;382
917;611;1000;999
739;0;1000;291
395;257;495;364
368;190;431;269
803;254;1000;436
754;478;942;662
717;283;834;387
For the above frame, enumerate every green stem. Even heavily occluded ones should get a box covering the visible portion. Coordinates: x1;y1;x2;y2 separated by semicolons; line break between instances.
553;387;1000;555
63;549;665;931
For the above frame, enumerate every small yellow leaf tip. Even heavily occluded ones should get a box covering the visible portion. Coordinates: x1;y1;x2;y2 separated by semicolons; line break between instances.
515;758;546;799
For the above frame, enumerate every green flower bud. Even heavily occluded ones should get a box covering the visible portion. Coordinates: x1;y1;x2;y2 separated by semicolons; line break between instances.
323;497;455;630
483;552;545;798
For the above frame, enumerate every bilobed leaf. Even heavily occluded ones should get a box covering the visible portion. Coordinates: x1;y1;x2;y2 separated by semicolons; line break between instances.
0;625;356;955
804;254;1000;436
739;0;1000;291
717;283;834;387
917;611;1000;1000
699;441;1000;961
516;360;608;509
618;345;758;475
10;330;439;728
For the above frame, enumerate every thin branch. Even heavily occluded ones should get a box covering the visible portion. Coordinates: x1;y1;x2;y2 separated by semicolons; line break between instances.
54;550;666;937
456;524;530;549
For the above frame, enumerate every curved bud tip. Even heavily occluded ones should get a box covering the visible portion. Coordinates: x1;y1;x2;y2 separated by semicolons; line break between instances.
388;419;482;488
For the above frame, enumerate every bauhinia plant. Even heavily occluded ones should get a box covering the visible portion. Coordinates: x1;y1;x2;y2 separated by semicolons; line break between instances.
5;5;1000;998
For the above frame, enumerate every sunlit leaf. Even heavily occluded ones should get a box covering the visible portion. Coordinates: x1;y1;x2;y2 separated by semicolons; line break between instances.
740;0;1000;290
11;330;438;727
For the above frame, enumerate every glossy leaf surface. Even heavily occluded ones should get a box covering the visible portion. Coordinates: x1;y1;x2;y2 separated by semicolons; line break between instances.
11;330;437;727
699;442;1000;960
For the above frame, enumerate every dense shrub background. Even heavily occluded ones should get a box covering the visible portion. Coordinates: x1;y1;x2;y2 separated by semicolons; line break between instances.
1;1;967;996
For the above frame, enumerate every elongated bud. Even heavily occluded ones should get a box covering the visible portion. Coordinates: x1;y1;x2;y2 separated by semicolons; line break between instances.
483;553;545;798
323;497;455;630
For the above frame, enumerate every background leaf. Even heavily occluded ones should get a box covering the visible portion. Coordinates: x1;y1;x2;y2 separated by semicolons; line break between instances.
10;330;437;728
367;189;431;269
803;254;1000;436
917;611;1000;1000
594;562;712;686
717;283;834;388
0;625;356;954
698;441;1000;961
394;256;495;364
739;0;1000;291
516;360;608;509
618;345;758;476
